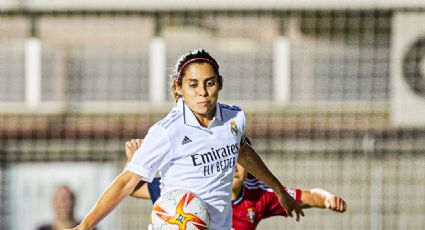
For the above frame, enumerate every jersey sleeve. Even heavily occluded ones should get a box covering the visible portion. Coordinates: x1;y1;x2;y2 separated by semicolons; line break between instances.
240;109;247;136
263;186;302;218
239;109;247;145
126;125;173;182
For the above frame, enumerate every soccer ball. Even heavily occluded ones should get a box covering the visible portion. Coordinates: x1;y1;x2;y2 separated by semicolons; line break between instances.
150;189;210;230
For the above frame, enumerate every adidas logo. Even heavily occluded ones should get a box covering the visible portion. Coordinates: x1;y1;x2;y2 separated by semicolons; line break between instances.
182;136;192;145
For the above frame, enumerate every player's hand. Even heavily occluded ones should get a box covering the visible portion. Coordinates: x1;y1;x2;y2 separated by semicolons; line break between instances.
125;139;143;161
324;194;347;213
277;189;304;221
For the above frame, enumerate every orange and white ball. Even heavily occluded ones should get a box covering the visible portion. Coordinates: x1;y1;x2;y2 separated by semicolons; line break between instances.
150;189;210;230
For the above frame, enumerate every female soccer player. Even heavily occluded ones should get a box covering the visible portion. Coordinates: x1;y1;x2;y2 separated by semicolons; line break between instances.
126;139;347;230
70;49;303;230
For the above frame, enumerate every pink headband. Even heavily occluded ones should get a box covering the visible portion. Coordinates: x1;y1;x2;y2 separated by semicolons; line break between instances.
177;58;219;77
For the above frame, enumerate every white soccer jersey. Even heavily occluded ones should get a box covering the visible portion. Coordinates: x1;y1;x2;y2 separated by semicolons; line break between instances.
126;98;246;230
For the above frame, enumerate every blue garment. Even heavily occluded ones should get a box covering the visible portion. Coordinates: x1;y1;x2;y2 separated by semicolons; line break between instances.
148;177;161;204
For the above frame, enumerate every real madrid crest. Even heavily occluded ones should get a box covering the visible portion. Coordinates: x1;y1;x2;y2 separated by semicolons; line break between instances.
230;120;238;136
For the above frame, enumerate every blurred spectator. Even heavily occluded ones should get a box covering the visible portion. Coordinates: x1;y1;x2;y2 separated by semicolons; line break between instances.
36;185;79;230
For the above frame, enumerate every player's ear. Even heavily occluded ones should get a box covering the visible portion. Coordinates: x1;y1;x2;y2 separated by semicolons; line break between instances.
218;75;223;90
175;79;182;95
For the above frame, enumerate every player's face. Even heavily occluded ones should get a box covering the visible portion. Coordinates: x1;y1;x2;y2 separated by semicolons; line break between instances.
177;63;221;122
233;163;248;189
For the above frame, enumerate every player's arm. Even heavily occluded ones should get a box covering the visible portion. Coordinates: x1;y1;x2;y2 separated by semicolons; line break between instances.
125;139;151;199
238;141;304;221
300;188;347;212
130;180;150;199
70;170;142;230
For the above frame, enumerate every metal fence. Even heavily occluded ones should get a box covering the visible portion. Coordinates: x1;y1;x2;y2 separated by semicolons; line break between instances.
0;8;424;230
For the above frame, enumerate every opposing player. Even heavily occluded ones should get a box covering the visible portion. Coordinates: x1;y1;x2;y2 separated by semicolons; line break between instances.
230;165;346;229
70;49;303;230
126;139;347;230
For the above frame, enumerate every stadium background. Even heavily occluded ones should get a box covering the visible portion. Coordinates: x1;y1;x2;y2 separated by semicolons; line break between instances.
0;1;424;229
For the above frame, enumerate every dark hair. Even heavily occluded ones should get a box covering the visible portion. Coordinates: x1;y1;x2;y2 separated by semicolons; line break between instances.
170;49;221;102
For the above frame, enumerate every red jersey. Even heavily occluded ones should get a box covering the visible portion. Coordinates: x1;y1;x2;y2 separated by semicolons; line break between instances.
231;178;302;230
